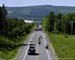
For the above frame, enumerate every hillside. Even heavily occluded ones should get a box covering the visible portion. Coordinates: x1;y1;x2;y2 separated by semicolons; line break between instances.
6;5;75;21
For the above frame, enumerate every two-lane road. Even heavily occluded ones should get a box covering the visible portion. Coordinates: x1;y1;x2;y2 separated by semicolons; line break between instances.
15;31;57;60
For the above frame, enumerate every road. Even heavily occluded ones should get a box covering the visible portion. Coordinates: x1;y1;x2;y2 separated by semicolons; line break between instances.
15;31;57;60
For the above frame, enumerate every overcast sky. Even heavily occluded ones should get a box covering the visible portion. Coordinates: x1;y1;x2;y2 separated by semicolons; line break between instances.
0;0;75;7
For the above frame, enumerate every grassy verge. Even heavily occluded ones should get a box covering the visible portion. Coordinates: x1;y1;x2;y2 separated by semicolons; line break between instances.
47;32;75;60
0;49;17;60
0;33;30;60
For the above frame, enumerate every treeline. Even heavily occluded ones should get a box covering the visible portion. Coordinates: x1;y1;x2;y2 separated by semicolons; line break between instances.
42;11;75;34
0;4;34;55
0;18;33;39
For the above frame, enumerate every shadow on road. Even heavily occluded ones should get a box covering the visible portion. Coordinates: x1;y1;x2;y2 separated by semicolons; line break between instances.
0;43;36;54
15;43;36;48
28;53;39;56
0;44;28;54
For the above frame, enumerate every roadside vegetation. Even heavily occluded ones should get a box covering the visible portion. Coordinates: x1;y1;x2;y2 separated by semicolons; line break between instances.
42;11;75;60
0;4;34;59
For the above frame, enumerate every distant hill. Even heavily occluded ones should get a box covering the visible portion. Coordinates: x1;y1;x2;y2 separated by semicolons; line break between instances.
6;5;75;21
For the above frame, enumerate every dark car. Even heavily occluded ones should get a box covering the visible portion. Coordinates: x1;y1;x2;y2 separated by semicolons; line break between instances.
28;45;36;55
35;28;42;31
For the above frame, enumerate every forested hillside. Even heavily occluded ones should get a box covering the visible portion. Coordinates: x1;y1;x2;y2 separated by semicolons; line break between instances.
6;5;75;21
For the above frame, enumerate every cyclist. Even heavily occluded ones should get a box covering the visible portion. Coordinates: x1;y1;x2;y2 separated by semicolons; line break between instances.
38;36;41;44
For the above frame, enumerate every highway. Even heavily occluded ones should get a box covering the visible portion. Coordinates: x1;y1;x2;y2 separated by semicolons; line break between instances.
15;31;57;60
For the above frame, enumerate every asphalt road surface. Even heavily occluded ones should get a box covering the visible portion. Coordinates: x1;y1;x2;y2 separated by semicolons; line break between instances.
15;31;57;60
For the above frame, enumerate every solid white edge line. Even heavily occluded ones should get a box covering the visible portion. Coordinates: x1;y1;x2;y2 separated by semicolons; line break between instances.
46;49;51;60
22;33;34;60
43;33;51;60
23;42;30;60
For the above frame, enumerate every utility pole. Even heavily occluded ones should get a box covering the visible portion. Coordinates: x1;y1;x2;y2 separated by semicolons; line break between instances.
54;21;56;33
71;21;73;36
64;21;66;34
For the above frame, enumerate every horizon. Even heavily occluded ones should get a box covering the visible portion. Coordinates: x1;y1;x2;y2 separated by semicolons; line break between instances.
0;4;75;7
0;0;75;7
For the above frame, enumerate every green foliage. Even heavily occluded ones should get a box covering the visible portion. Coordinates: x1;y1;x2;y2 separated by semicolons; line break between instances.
0;4;7;20
42;11;75;34
0;4;34;59
42;10;75;60
48;33;75;60
42;12;56;32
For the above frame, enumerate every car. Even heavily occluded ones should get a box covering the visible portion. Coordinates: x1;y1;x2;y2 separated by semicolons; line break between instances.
28;44;36;55
35;28;42;31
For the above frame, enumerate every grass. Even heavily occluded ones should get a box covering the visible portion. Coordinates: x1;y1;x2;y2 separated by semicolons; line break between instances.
0;34;29;60
0;49;17;60
47;33;75;60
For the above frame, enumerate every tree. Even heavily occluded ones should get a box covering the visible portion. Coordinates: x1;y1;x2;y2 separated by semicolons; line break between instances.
0;4;8;35
47;11;56;32
56;13;63;32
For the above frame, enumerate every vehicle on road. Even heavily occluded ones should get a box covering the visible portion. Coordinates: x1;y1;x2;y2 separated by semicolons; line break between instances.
28;44;36;55
35;28;42;31
38;41;41;44
38;36;41;44
45;44;49;49
38;36;42;44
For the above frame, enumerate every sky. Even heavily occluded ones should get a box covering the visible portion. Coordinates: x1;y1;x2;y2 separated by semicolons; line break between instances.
0;0;75;7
